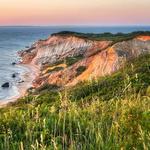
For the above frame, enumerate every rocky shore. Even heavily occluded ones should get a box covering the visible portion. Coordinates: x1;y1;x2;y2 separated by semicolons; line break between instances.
0;64;39;107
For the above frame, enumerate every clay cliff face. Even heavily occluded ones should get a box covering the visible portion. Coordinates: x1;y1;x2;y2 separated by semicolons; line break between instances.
20;36;111;66
19;34;150;88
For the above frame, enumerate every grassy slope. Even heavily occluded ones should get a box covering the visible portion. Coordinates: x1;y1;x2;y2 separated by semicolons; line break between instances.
0;54;150;149
69;54;150;101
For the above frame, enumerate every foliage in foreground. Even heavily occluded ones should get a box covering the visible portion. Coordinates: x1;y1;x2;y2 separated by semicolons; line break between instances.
0;54;150;150
0;94;149;150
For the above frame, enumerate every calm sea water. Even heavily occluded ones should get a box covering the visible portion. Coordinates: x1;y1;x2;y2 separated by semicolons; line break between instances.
0;26;150;101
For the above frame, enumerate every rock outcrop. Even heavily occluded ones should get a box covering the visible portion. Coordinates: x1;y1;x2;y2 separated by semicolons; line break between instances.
1;82;10;88
19;33;150;88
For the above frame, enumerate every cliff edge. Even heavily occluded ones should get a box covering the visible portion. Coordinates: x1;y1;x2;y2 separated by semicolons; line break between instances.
19;31;150;88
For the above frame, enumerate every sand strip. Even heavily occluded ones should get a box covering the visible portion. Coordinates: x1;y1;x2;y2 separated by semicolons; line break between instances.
0;64;39;108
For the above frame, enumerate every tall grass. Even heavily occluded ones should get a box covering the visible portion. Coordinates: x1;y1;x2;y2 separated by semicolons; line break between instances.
0;54;150;150
0;93;149;150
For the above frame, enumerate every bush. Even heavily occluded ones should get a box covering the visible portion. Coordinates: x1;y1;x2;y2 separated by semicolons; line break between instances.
65;54;84;66
76;66;86;76
36;83;60;93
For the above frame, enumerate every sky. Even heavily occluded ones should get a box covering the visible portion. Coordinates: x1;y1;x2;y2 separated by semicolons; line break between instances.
0;0;150;26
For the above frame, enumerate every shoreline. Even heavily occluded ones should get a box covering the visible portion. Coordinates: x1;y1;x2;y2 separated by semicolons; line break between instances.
0;63;39;108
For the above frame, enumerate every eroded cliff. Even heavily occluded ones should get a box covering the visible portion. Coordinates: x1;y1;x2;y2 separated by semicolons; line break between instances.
19;32;150;88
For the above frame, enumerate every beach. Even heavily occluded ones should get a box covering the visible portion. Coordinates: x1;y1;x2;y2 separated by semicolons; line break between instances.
0;64;39;108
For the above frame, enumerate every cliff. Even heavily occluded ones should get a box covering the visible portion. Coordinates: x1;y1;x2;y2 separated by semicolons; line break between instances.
19;32;150;88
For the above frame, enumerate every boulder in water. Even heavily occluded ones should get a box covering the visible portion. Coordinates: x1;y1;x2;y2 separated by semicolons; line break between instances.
12;73;19;78
12;62;16;65
1;82;10;88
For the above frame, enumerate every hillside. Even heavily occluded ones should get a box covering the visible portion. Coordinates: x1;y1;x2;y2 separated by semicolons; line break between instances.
0;54;150;149
19;31;150;88
0;32;150;149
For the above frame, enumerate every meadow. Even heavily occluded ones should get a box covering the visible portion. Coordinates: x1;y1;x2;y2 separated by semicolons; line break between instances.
0;54;150;150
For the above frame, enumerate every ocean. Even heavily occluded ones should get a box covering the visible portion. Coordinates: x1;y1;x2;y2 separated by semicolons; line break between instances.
0;26;150;101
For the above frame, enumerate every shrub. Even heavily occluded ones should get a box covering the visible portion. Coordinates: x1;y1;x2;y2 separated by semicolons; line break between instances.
76;66;86;76
36;83;60;93
65;54;84;66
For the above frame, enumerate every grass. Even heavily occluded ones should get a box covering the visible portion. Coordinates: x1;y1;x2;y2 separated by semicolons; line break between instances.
0;94;149;149
0;54;150;149
65;55;84;66
69;54;150;101
35;84;60;94
42;55;84;73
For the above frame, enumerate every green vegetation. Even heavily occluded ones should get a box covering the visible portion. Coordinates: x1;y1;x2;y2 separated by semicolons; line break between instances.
76;66;86;76
52;31;150;43
65;54;84;66
43;55;84;71
42;60;64;70
0;54;150;149
46;67;64;73
36;84;60;94
70;54;150;101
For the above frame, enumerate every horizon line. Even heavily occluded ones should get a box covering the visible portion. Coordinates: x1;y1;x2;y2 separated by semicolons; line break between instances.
0;24;150;27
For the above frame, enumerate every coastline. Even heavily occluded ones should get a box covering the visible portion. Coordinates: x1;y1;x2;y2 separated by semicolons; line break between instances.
0;64;39;108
